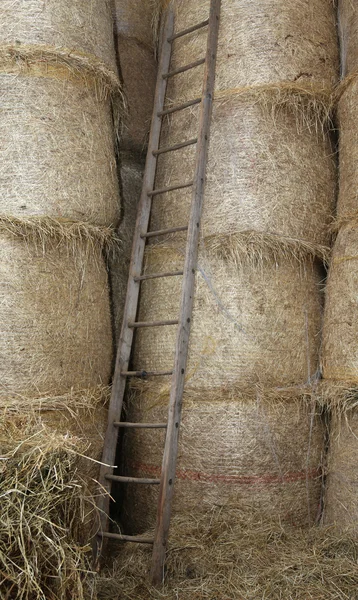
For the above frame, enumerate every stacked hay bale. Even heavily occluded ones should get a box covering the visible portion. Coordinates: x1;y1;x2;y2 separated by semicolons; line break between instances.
111;0;158;342
0;1;121;596
121;0;339;534
322;0;358;534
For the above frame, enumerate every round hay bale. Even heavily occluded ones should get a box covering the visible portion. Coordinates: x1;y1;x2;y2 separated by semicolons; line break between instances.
161;0;338;100
118;37;157;152
114;0;155;48
110;153;144;343
336;80;358;226
324;408;358;533
152;96;335;251
133;246;323;389
322;225;358;383
0;0;117;74
0;71;120;226
0;231;113;399
338;0;358;78
122;389;324;532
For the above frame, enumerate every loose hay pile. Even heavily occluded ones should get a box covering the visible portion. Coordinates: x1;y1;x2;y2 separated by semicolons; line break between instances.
96;509;358;600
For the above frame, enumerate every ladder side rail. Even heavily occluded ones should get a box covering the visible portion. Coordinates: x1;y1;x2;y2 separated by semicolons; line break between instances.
94;6;175;555
150;0;221;585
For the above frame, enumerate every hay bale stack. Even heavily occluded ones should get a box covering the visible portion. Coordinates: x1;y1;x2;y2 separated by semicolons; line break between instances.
123;390;324;532
324;408;358;533
116;0;157;152
133;247;323;389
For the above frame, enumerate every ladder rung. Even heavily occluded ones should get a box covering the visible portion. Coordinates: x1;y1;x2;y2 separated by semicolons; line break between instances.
128;319;179;328
120;370;173;378
158;98;201;117
141;226;188;239
134;270;183;282
168;19;210;42
99;532;154;544
162;57;206;79
114;422;167;429
148;181;193;196
105;474;161;485
153;138;197;156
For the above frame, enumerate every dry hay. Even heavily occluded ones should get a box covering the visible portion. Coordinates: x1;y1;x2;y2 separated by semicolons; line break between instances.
335;77;358;226
0;70;121;227
0;389;109;600
132;245;323;390
324;406;358;535
121;388;324;533
117;37;157;152
114;0;157;49
151;93;336;252
322;225;358;383
0;0;118;75
96;508;358;600
0;230;113;400
338;0;358;78
161;0;338;101
109;153;144;344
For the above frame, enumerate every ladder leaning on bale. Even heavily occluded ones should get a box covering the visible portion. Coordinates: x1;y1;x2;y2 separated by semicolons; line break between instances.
95;0;221;585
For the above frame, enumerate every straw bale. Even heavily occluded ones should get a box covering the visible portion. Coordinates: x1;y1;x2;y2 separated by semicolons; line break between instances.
118;37;157;152
114;0;156;49
322;225;358;383
0;0;117;74
336;79;358;226
121;389;324;532
0;71;120;227
97;509;358;600
161;0;338;100
110;153;144;343
0;231;113;400
338;0;358;78
133;246;323;389
0;392;109;600
151;94;336;251
324;408;358;534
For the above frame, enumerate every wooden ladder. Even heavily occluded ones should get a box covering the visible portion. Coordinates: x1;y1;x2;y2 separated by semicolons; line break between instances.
95;0;221;585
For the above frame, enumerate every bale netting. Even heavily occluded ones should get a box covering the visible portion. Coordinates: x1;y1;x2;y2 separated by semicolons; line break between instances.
0;391;109;600
98;511;358;600
335;78;358;227
121;388;324;533
338;0;358;78
0;69;120;226
0;229;113;400
322;225;358;383
132;245;323;390
151;92;335;253
117;36;157;152
0;0;118;78
110;152;144;343
114;0;156;49
160;0;338;101
324;407;358;534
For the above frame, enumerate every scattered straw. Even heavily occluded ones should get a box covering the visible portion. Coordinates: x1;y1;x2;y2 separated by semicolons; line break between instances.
96;508;358;600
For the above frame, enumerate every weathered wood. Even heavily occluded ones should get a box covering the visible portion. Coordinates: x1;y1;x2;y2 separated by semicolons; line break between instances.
150;0;221;585
152;137;197;156
142;225;188;239
134;270;183;282
100;532;154;544
114;422;167;429
158;98;201;117
168;19;209;42
120;370;173;378
148;181;193;196
162;57;205;79
105;475;161;485
128;319;179;328
93;7;175;566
